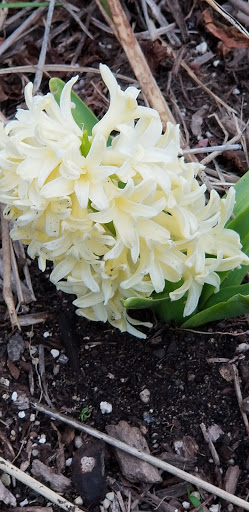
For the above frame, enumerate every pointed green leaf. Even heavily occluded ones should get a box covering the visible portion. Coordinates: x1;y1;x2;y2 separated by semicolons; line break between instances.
181;293;249;329
204;282;249;308
49;77;98;133
231;170;249;218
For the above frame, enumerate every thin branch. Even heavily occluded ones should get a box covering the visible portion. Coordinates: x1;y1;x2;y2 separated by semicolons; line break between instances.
182;144;241;155
0;204;20;329
60;0;93;40
232;364;249;437
0;7;45;57
32;402;249;511
33;0;56;92
0;456;84;512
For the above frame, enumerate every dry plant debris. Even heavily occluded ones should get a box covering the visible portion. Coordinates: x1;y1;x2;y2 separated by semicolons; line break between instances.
1;1;249;511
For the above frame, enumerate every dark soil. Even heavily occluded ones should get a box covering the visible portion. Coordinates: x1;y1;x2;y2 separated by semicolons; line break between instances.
1;1;249;511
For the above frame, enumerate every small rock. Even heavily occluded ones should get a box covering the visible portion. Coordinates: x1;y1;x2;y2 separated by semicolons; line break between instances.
38;434;46;444
50;349;60;358
74;496;83;506
71;440;107;506
0;474;11;487
75;436;83;449
57;354;69;364
182;501;190;509
236;343;249;353
139;389;150;404
106;492;114;501
19;498;29;507
18;411;26;419
7;333;25;362
196;41;207;53
100;401;112;414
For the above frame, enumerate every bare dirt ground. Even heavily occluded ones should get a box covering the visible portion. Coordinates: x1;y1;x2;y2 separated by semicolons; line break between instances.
1;1;249;511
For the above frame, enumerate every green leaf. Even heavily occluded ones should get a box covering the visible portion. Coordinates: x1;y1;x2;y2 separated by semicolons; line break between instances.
49;77;98;134
124;280;188;325
100;0;112;18
181;292;249;329
231;171;249;218
204;282;249;308
123;295;170;310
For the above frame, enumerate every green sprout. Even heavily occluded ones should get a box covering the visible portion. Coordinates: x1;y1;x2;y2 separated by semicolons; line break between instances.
79;406;91;423
187;489;204;512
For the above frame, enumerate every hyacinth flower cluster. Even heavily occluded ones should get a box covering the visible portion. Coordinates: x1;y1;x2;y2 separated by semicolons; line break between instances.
0;65;248;338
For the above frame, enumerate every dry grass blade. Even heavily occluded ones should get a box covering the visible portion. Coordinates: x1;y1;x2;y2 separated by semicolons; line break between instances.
0;7;45;57
32;402;249;511
204;0;249;37
0;456;85;512
0;204;20;330
33;0;56;92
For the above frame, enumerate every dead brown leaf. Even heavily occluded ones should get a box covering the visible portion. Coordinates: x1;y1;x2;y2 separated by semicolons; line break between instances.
203;8;249;48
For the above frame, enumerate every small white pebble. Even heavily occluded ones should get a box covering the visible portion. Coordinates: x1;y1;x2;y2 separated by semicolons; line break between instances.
0;377;10;387
102;498;111;509
19;498;29;507
100;401;112;414
232;88;240;95
50;349;60;358
43;331;50;338
32;449;39;457
11;391;18;402
196;41;207;53
74;496;83;506
210;505;220;512
29;413;36;422
38;434;46;444
139;388;150;404
213;59;220;67
66;457;72;467
182;502;190;509
74;436;83;449
106;492;114;501
18;411;26;419
0;473;11;486
236;342;249;353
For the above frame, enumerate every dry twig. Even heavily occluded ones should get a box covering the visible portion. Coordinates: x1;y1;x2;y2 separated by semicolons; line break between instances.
0;205;20;329
0;456;84;512
33;0;56;92
232;364;249;437
0;7;45;57
32;402;249;511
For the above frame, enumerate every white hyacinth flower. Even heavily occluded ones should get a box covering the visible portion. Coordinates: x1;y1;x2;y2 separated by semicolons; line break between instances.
0;65;248;336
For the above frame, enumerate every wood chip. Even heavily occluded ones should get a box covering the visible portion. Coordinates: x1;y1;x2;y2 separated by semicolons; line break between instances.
106;421;162;484
31;460;71;492
224;465;241;494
